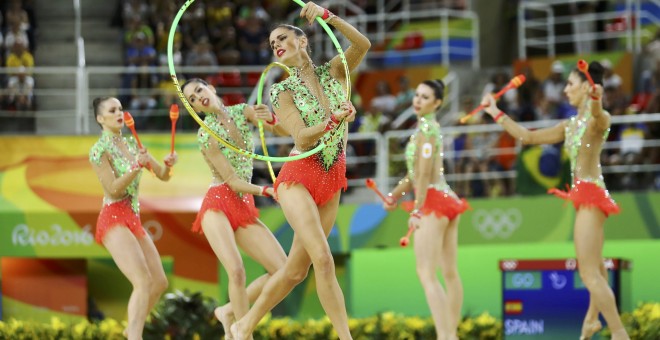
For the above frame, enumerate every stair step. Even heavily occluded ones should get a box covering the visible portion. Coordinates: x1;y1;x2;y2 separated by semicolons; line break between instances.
35;0;74;20
82;21;121;41
38;20;76;41
35;73;77;89
35;42;78;66
81;0;118;18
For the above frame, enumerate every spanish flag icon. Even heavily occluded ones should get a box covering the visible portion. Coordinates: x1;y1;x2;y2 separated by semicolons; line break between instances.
505;300;523;315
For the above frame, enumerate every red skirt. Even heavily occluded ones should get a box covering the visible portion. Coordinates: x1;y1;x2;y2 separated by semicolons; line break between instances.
96;198;145;244
192;183;259;233
548;180;620;217
401;188;470;221
275;153;347;206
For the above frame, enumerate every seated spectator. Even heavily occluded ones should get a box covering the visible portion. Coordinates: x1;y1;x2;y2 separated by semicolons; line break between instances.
542;60;567;117
482;72;518;113
5;38;33;69
206;0;235;32
370;80;398;121
125;32;156;67
394;75;415;114
237;14;269;65
214;25;240;65
516;65;541;108
236;0;270;27
124;15;154;48
122;0;150;22
185;36;217;67
7;66;34;111
4;16;29;55
641;30;660;93
601;59;622;90
5;0;30;36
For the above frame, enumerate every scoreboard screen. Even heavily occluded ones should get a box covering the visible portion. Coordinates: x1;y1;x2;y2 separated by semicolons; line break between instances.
500;258;631;339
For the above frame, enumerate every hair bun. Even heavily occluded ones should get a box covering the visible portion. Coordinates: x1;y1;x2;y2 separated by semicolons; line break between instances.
588;61;604;85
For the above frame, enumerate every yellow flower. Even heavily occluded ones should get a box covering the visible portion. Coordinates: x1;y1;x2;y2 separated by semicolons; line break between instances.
404;317;425;331
74;320;89;336
475;312;496;326
50;317;65;331
459;318;474;333
649;303;660;320
192;333;201;340
257;312;272;326
165;334;172;340
348;318;360;330
364;321;376;333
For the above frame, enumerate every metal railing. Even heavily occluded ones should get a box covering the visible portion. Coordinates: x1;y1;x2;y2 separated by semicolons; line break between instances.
517;0;659;58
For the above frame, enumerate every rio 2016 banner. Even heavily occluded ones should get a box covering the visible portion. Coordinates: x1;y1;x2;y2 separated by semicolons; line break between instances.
1;134;659;321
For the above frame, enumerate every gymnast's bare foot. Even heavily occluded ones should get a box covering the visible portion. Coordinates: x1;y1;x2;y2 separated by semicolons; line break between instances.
579;320;601;340
610;328;630;340
230;320;254;340
215;306;234;340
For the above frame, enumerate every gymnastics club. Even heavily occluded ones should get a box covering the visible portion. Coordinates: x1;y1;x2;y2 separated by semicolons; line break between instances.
169;104;179;154
365;178;413;247
365;178;393;204
459;74;527;124
400;224;414;247
124;111;154;174
123;111;143;148
577;59;596;91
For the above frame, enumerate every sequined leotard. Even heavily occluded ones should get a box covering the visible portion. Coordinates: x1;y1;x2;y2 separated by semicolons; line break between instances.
89;130;145;243
192;104;260;232
403;114;469;220
549;102;620;216
270;62;348;205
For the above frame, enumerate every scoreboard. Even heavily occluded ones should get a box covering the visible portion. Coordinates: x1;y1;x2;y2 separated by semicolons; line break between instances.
500;258;631;339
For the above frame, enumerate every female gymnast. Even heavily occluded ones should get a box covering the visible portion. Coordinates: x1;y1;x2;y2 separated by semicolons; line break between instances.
230;2;370;339
481;61;629;340
182;78;289;339
383;79;468;340
89;97;177;339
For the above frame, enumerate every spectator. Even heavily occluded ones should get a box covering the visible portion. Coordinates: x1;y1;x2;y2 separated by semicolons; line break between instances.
206;0;235;30
542;60;567;117
122;0;150;22
237;15;269;65
369;80;398;120
4;15;29;54
394;75;415;114
185;37;217;67
641;30;660;93
5;0;30;35
5;65;35;132
125;32;156;67
5;38;33;69
482;72;518;113
214;25;240;65
601;59;622;90
7;65;34;110
236;0;270;26
124;15;154;48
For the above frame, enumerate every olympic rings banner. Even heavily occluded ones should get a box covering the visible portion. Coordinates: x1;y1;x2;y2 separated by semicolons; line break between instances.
2;134;660;255
1;134;659;320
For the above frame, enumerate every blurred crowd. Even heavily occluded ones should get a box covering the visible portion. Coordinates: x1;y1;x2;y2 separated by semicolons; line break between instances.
0;0;36;132
0;0;657;196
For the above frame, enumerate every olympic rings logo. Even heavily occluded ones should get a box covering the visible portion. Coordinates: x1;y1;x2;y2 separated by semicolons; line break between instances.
511;273;535;288
143;220;163;241
501;260;518;271
565;258;577;270
472;208;522;239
